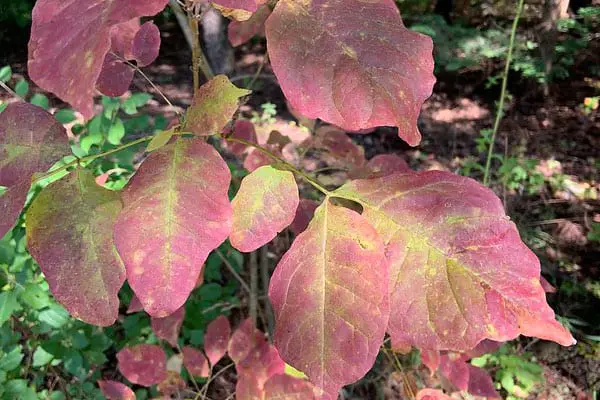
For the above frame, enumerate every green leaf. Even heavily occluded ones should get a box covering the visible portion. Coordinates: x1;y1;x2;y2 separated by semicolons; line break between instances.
32;346;54;367
54;109;77;124
0;346;24;371
19;283;50;310
30;93;50;110
0;66;11;83
129;93;152;107
63;350;85;378
107;118;125;145
0;291;19;326
14;80;29;98
198;283;223;302
122;97;139;115
38;304;70;328
146;129;174;152
0;102;7;114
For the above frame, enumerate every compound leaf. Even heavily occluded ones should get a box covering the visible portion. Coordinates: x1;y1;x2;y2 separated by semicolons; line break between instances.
204;315;231;366
98;380;135;400
114;138;232;317
184;75;251;135
0;103;70;238
28;0;168;118
117;344;167;386
151;306;185;347
268;201;389;398
230;165;299;252
27;168;125;326
334;170;575;351
265;0;435;146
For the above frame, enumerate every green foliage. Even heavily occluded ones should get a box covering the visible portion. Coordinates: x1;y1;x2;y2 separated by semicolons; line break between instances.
471;344;544;399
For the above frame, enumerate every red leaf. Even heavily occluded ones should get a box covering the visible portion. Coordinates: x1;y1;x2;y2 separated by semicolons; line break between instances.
0;103;69;238
439;353;469;391
420;349;440;375
265;0;435;146
228;5;271;47
117;344;167;386
228;319;266;364
269;201;389;398
96;53;136;97
467;364;500;398
205;315;232;366
114;138;232;317
335;171;575;351
28;0;168;118
416;388;452;400
349;154;411;179
236;341;286;400
127;294;144;314
540;276;556;293
225;120;258;156
157;371;187;396
289;199;319;235
263;374;318;400
309;126;365;168
26;169;125;326
151;306;185;347
243;147;275;172
212;0;261;14
230;165;299;252
182;346;210;378
98;380;135;400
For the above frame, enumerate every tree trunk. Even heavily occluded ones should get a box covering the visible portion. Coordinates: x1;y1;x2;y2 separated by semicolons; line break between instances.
539;0;569;96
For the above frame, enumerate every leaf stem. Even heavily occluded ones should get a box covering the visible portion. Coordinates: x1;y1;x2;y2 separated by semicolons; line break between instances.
482;0;525;186
221;136;332;196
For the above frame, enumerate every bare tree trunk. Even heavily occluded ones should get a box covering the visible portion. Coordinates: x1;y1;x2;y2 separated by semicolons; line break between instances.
539;0;569;96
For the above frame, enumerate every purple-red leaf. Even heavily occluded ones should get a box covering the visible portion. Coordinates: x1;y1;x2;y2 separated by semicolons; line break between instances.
467;364;500;398
26;169;125;326
28;0;168;118
182;346;210;378
114;138;232;317
265;0;435;146
0;103;69;238
289;199;319;235
228;5;271;47
236;341;286;400
416;389;452;400
117;344;167;386
269;201;389;398
224;120;257;156
98;380;135;400
204;315;232;366
231;165;299;252
151;306;185;347
228;319;266;364
184;75;251;135
334;171;575;351
309;126;365;168
132;21;162;67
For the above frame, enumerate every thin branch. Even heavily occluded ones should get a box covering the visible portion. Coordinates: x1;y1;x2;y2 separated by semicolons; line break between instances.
482;0;525;186
215;249;251;294
187;2;214;86
260;246;274;338
0;81;20;99
110;52;182;117
247;53;269;90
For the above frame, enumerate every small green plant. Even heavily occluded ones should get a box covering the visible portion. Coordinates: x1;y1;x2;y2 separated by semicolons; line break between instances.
471;344;544;399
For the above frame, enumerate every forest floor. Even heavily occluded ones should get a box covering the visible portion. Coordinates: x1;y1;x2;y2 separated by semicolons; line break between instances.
2;18;599;400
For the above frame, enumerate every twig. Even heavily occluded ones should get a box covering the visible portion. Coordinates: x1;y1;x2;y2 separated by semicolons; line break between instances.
249;251;258;330
187;2;215;86
215;249;251;294
483;0;525;186
0;81;20;99
247;53;269;90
